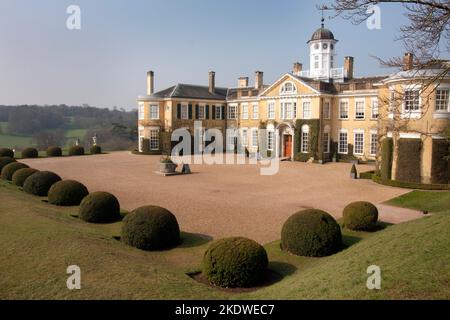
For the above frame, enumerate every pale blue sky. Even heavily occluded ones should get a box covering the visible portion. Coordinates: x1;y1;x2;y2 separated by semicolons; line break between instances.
0;0;443;109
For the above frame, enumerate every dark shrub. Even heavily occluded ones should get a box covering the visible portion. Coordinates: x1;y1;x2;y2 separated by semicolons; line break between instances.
0;157;16;171
343;201;379;231
12;168;39;187
48;180;89;206
121;206;180;250
281;209;342;257
381;138;393;180
203;237;269;288
431;139;449;184
68;146;85;156
79;192;121;223
23;171;62;196
21;147;38;159
0;148;14;158
1;162;29;181
47;146;62;157
396;139;422;183
90;145;102;154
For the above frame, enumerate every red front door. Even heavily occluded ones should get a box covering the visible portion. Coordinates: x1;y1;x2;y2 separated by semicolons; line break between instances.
284;135;292;158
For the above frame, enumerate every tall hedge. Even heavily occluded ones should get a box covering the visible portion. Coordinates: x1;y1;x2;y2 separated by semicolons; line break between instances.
396;139;422;183
294;119;320;162
381;138;393;180
431;139;449;184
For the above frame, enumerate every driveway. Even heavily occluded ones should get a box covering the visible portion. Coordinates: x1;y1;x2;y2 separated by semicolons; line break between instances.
21;152;422;244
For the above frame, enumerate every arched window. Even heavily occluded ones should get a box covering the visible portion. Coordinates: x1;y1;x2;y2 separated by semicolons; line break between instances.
301;125;309;153
280;82;297;95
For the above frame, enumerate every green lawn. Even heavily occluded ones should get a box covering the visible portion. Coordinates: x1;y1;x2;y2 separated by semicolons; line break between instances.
386;191;450;213
0;181;449;299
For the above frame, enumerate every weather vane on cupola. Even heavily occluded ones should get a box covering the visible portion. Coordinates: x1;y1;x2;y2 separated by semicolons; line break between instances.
316;4;332;28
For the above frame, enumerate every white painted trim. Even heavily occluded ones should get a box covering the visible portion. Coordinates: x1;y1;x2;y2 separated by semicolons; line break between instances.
399;132;421;139
353;130;365;156
259;73;321;96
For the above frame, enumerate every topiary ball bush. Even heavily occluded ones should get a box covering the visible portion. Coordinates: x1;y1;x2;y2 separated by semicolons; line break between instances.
48;180;89;206
343;201;379;231
12;168;39;187
90;145;102;154
79;192;121;223
0;157;16;171
1;162;29;181
121;206;180;251
68;146;85;156
0;148;14;158
281;209;342;257
47;146;62;157
203;237;269;288
23;171;62;196
21;147;39;159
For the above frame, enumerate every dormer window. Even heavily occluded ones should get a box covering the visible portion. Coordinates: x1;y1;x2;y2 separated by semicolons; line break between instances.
280;82;297;95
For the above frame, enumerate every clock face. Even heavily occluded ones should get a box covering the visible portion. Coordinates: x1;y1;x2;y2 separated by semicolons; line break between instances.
323;44;328;50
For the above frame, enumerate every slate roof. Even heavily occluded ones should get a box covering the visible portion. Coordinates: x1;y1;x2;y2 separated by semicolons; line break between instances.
138;84;228;101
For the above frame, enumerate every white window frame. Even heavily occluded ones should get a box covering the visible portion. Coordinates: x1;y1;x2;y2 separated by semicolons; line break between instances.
281;101;296;120
252;103;259;120
370;131;378;156
198;104;205;120
215;105;222;120
241;128;248;147
149;129;160;151
301;125;309;153
138;104;145;120
323;132;330;153
228;104;237;120
267;131;274;151
338;130;348;154
323;100;331;119
252;128;258;148
149;104;159;120
267;101;275;119
354;130;365;155
435;86;450;112
355;99;365;120
339;99;349;120
371;98;379;120
181;104;189;120
402;85;422;118
302;100;312;119
241;103;249;120
280;81;297;95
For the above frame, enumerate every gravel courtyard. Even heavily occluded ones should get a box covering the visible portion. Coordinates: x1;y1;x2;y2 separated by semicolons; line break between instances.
22;152;422;244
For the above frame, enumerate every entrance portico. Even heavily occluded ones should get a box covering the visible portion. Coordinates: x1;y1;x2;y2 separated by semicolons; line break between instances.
277;123;295;160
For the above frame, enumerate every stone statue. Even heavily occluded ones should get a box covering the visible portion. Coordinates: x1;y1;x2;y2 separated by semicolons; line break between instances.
75;138;80;146
92;134;98;146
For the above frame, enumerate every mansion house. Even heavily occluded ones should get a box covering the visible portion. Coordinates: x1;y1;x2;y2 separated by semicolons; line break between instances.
137;22;450;185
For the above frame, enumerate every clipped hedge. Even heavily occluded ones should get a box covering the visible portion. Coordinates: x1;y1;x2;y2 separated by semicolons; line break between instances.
121;206;180;251
360;170;375;179
203;237;269;288
372;174;450;190
68;145;85;156
79;192;121;223
48;180;89;206
396;139;422;183
12;168;39;187
1;162;29;181
47;146;62;157
343;201;379;231
23;171;62;196
381;138;393;180
0;148;14;158
0;157;16;171
431;139;449;184
281;209;342;257
21;147;38;159
90;145;102;154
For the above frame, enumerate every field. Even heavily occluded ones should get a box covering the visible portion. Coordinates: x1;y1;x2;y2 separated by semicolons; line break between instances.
0;159;449;299
0;122;88;149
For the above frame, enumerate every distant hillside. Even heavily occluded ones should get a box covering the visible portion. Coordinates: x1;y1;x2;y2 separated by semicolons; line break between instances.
0;105;137;151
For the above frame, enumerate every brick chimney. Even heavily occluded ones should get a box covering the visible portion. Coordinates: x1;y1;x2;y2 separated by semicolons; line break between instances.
146;71;154;95
344;57;354;80
238;77;249;88
403;53;414;71
209;71;215;94
255;71;263;90
293;62;302;76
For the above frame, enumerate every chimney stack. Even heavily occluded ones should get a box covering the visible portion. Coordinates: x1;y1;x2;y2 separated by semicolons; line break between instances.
209;71;215;94
293;62;303;76
255;71;263;90
238;77;249;88
403;53;414;71
344;57;354;80
147;71;154;96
